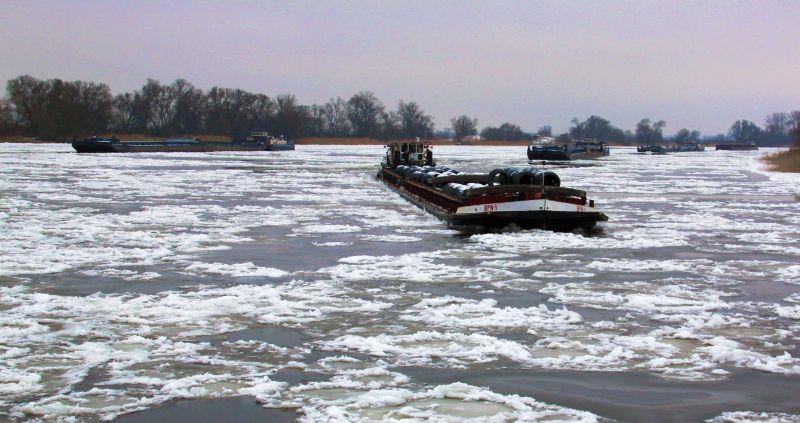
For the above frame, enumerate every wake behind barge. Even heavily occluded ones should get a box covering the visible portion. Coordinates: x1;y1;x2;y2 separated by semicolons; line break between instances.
72;132;294;153
378;141;608;231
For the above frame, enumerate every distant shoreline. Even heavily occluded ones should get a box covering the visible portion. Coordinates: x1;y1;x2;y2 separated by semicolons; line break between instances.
761;148;800;173
2;136;791;149
0;135;538;147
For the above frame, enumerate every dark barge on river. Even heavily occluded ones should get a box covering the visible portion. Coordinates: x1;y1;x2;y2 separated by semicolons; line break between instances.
527;137;610;161
715;142;758;151
636;145;668;154
666;142;705;152
378;140;608;231
72;132;294;153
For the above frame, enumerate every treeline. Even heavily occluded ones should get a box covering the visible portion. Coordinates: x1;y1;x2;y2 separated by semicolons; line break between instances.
449;114;800;146
0;75;436;140
0;74;797;146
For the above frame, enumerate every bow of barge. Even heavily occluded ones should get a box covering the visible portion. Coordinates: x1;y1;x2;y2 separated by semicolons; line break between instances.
378;141;608;231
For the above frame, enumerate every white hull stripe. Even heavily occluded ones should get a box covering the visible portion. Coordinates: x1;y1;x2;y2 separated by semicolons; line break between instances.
455;199;598;215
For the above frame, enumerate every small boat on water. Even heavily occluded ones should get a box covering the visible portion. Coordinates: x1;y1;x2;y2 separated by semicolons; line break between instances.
715;142;758;151
378;140;608;231
665;142;705;152
72;132;294;153
527;137;610;161
637;145;668;154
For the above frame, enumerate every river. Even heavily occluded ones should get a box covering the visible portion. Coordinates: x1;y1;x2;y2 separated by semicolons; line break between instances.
1;144;798;422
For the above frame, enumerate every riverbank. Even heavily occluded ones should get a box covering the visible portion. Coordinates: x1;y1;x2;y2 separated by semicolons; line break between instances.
0;135;533;146
0;136;57;143
761;148;800;173
295;137;535;146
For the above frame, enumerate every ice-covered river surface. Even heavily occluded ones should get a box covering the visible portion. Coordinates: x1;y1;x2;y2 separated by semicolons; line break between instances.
1;144;799;422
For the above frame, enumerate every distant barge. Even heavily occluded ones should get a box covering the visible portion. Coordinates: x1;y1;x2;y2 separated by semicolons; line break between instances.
666;142;705;152
527;137;610;161
637;145;668;154
72;132;294;153
715;142;758;151
378;141;608;230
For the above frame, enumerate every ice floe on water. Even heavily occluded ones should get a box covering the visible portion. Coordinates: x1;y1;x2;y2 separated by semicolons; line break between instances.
184;261;288;278
469;226;690;253
0;280;391;419
296;381;599;422
294;224;363;234
401;296;582;330
709;411;800;422
359;234;422;243
321;252;519;283
1;144;799;421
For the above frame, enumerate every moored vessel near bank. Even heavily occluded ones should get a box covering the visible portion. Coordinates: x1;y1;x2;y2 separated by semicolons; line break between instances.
72;132;294;153
715;142;758;151
379;140;608;230
665;142;705;152
527;136;610;161
637;145;668;154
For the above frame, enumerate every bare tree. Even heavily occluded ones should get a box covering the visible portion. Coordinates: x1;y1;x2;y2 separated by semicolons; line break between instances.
674;128;701;144
5;75;112;137
790;110;800;146
380;111;401;139
0;98;16;134
301;104;326;137
765;112;789;135
171;79;205;134
111;93;137;132
6;75;48;134
247;94;273;134
275;94;302;138
481;122;529;141
536;125;553;137
635;118;666;144
397;101;434;139
569;115;626;142
347;91;384;137
323;97;350;136
151;82;177;134
728;120;762;143
451;115;478;142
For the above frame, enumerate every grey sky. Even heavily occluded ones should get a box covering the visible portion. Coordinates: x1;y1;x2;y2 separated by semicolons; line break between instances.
1;0;798;134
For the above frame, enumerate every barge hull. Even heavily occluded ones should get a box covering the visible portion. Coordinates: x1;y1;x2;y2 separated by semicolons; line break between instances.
447;210;607;230
72;141;295;153
527;150;572;161
72;140;118;153
381;173;607;231
527;149;609;161
715;144;758;151
123;144;270;153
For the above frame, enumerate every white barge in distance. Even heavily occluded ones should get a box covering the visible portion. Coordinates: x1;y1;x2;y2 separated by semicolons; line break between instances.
377;141;608;231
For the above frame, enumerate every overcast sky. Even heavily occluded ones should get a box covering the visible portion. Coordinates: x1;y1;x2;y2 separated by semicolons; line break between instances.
1;0;798;134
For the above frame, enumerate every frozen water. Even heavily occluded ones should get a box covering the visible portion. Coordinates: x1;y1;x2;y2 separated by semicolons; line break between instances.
0;144;798;421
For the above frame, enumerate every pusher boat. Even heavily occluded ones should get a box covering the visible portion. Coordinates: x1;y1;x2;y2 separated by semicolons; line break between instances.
377;140;608;231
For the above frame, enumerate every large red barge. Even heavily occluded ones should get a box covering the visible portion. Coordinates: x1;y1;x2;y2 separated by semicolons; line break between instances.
377;141;608;231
